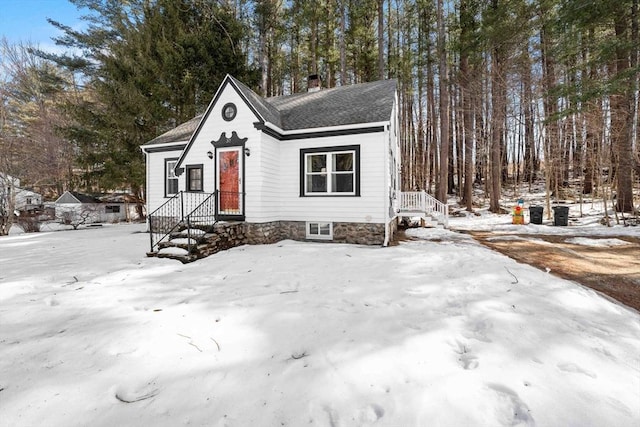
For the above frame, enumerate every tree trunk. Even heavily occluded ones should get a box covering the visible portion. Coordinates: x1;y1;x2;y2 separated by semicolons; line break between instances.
339;0;347;85
377;0;385;80
612;7;635;212
489;46;503;213
437;0;449;203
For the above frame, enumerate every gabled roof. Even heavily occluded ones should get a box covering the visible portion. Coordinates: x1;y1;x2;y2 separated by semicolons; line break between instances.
144;115;203;146
268;79;397;130
55;191;101;204
144;75;397;147
230;76;282;127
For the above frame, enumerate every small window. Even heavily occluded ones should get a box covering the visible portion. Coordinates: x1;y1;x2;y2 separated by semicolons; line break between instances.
306;222;333;240
186;165;203;192
165;158;179;197
222;103;237;121
301;146;360;196
26;197;32;205
105;205;121;213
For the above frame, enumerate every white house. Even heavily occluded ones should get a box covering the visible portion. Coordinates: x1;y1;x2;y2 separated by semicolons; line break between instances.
1;173;43;213
55;191;131;224
141;74;412;258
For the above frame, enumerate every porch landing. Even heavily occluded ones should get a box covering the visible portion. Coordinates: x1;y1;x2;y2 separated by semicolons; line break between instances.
397;191;449;228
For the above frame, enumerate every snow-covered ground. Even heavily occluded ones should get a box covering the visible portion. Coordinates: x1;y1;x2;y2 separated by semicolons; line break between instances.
1;217;639;426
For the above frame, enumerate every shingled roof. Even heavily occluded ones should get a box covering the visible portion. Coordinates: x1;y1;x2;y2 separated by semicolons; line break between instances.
145;115;202;146
144;77;396;146
55;191;102;204
267;79;397;130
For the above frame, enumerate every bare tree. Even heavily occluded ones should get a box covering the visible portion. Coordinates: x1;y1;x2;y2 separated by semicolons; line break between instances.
56;204;100;230
0;38;74;197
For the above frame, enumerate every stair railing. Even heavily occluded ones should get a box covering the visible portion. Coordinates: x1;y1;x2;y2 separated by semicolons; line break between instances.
148;191;213;252
398;191;449;228
423;192;449;228
184;192;217;253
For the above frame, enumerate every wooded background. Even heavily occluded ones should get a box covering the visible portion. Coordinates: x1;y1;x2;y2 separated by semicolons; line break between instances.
1;0;638;217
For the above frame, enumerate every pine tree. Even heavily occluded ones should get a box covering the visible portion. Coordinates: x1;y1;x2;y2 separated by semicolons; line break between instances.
45;0;256;199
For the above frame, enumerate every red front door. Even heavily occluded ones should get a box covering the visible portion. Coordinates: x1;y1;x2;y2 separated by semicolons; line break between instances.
218;148;241;214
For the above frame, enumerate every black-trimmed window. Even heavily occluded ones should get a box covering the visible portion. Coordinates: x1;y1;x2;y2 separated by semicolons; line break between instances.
186;164;203;192
105;205;121;213
222;103;237;121
300;145;360;196
306;222;333;240
165;158;178;197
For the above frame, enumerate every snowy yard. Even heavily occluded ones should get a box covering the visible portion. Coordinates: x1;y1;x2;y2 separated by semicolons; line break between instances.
1;221;639;426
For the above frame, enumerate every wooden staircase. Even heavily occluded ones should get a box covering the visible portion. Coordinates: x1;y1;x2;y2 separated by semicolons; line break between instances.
397;191;449;228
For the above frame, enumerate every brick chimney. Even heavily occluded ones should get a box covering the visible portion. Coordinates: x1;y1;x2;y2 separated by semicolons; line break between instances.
307;74;321;92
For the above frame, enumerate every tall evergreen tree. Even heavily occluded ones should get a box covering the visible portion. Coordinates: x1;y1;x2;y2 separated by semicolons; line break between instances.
46;0;256;198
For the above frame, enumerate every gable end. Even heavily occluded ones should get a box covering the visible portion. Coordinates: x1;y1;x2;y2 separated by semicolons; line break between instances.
175;76;266;171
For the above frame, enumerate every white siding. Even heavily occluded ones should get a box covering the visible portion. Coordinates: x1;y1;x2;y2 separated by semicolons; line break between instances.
385;97;400;222
145;147;183;214
245;132;280;222
276;132;388;224
145;79;399;228
178;87;262;197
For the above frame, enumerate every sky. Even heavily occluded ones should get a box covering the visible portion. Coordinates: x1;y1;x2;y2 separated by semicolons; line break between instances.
0;0;85;53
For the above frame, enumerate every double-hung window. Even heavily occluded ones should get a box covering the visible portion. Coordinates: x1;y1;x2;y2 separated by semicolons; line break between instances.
165;159;178;197
301;145;360;196
186;165;203;192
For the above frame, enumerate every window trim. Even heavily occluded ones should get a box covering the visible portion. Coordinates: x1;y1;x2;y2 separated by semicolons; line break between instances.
222;102;237;121
164;158;179;197
306;221;333;240
186;164;204;192
299;145;360;197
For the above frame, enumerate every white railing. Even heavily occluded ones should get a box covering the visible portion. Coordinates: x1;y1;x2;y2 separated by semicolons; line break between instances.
398;191;449;228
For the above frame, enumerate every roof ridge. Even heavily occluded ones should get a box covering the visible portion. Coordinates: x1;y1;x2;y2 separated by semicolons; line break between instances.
227;75;283;127
144;77;396;145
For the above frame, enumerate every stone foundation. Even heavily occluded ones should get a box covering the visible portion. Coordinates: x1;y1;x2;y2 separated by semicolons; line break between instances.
245;221;283;244
197;222;248;258
387;217;398;243
158;219;396;262
332;222;385;245
216;220;393;251
252;220;389;246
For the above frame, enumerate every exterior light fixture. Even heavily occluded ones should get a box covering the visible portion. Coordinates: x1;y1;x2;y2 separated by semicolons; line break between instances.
207;150;213;159
244;148;251;157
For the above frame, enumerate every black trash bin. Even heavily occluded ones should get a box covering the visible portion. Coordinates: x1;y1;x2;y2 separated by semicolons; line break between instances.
529;206;543;225
553;206;569;226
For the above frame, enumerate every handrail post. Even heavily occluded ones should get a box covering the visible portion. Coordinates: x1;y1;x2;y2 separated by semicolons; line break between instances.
180;191;184;222
148;217;154;252
186;215;191;253
445;203;449;228
214;190;219;219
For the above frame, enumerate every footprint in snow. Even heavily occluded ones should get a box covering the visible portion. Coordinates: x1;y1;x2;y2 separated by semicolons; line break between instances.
113;381;159;403
43;297;59;306
356;403;385;424
486;383;535;426
462;318;493;343
557;362;597;378
453;341;479;370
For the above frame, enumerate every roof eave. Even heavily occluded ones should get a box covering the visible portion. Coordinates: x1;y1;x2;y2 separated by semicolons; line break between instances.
140;140;189;153
263;120;391;135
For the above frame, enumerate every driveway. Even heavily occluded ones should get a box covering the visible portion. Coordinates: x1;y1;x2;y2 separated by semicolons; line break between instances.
469;232;640;311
